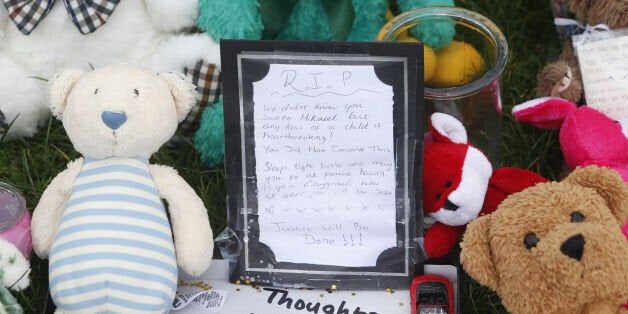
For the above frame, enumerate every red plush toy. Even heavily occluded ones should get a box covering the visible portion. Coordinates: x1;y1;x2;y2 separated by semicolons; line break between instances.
422;113;547;258
512;97;628;239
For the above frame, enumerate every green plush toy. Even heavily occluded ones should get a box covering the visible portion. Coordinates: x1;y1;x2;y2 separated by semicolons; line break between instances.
198;0;454;47
195;0;455;167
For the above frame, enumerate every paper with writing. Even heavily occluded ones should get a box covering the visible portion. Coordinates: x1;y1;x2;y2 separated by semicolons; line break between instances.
174;259;414;314
253;64;397;267
172;287;228;312
576;35;628;120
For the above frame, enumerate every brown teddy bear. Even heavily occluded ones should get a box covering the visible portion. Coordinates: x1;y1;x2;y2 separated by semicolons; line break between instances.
536;0;628;103
460;166;628;314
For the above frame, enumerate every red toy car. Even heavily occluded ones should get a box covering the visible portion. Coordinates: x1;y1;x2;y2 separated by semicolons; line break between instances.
410;274;455;314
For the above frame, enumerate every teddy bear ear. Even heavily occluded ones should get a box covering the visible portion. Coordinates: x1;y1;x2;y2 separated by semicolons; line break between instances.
564;166;628;226
158;72;199;122
49;68;85;119
459;214;500;291
428;112;467;144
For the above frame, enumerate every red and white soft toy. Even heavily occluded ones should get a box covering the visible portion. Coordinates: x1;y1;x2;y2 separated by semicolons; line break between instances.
422;113;547;258
512;97;628;238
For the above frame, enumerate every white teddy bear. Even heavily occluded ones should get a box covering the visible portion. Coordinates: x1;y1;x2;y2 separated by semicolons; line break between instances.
31;64;214;313
0;0;221;140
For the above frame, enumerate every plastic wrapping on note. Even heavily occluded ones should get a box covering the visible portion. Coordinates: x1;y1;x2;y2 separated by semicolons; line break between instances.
219;40;424;290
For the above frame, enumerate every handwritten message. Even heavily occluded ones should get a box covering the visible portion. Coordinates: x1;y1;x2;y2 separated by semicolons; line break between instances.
253;64;397;267
576;35;628;120
175;259;412;314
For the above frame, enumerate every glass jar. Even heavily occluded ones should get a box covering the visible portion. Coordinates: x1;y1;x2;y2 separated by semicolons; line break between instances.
378;6;509;163
0;182;32;258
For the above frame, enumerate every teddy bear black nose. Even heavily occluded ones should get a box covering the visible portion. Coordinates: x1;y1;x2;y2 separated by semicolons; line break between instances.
560;234;585;261
101;111;127;130
443;199;459;211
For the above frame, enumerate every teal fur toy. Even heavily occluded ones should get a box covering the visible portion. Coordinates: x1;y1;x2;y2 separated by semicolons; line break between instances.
195;0;455;168
194;100;225;168
198;0;455;46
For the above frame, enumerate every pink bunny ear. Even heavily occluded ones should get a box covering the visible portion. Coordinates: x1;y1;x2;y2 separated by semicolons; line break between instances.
428;112;468;144
512;97;577;129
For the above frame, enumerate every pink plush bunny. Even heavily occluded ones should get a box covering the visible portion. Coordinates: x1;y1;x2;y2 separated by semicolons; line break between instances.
512;97;628;238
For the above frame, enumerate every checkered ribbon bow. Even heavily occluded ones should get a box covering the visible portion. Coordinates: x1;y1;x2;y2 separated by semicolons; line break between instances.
3;0;120;35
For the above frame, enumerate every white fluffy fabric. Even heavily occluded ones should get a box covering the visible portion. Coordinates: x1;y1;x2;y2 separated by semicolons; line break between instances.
0;239;30;291
145;0;199;32
430;112;468;144
0;55;48;139
511;96;554;114
619;118;628;138
430;146;493;226
0;0;220;140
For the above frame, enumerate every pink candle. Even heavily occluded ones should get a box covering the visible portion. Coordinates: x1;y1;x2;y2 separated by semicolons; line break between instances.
0;183;32;258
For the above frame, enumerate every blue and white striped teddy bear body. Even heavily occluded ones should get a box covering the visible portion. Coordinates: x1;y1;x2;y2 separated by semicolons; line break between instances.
49;157;177;313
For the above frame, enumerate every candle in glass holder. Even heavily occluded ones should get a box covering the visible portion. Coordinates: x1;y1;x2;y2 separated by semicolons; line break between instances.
378;7;509;163
0;182;32;258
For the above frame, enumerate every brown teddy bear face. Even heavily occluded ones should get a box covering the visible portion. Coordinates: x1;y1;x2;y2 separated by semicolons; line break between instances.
493;182;628;312
568;0;628;29
461;166;628;314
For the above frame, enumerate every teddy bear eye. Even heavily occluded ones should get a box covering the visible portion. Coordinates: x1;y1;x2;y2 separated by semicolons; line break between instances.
445;180;452;188
571;211;585;223
435;193;442;200
524;232;539;249
94;88;99;95
133;88;140;97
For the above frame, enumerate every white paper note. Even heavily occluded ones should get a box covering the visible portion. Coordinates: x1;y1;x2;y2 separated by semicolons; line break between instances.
174;259;415;314
576;35;628;120
253;64;397;267
172;287;228;312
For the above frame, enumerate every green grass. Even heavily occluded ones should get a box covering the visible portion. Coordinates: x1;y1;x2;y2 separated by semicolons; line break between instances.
0;1;563;312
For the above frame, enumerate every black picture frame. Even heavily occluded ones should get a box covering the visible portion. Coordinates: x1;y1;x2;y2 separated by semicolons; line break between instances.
221;39;424;290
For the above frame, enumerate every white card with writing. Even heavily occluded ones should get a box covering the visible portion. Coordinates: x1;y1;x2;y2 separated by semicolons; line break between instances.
223;41;422;289
576;35;628;120
253;64;397;267
174;259;413;314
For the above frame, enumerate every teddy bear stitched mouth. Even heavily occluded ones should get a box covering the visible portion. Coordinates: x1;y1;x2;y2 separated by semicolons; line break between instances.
101;111;126;144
